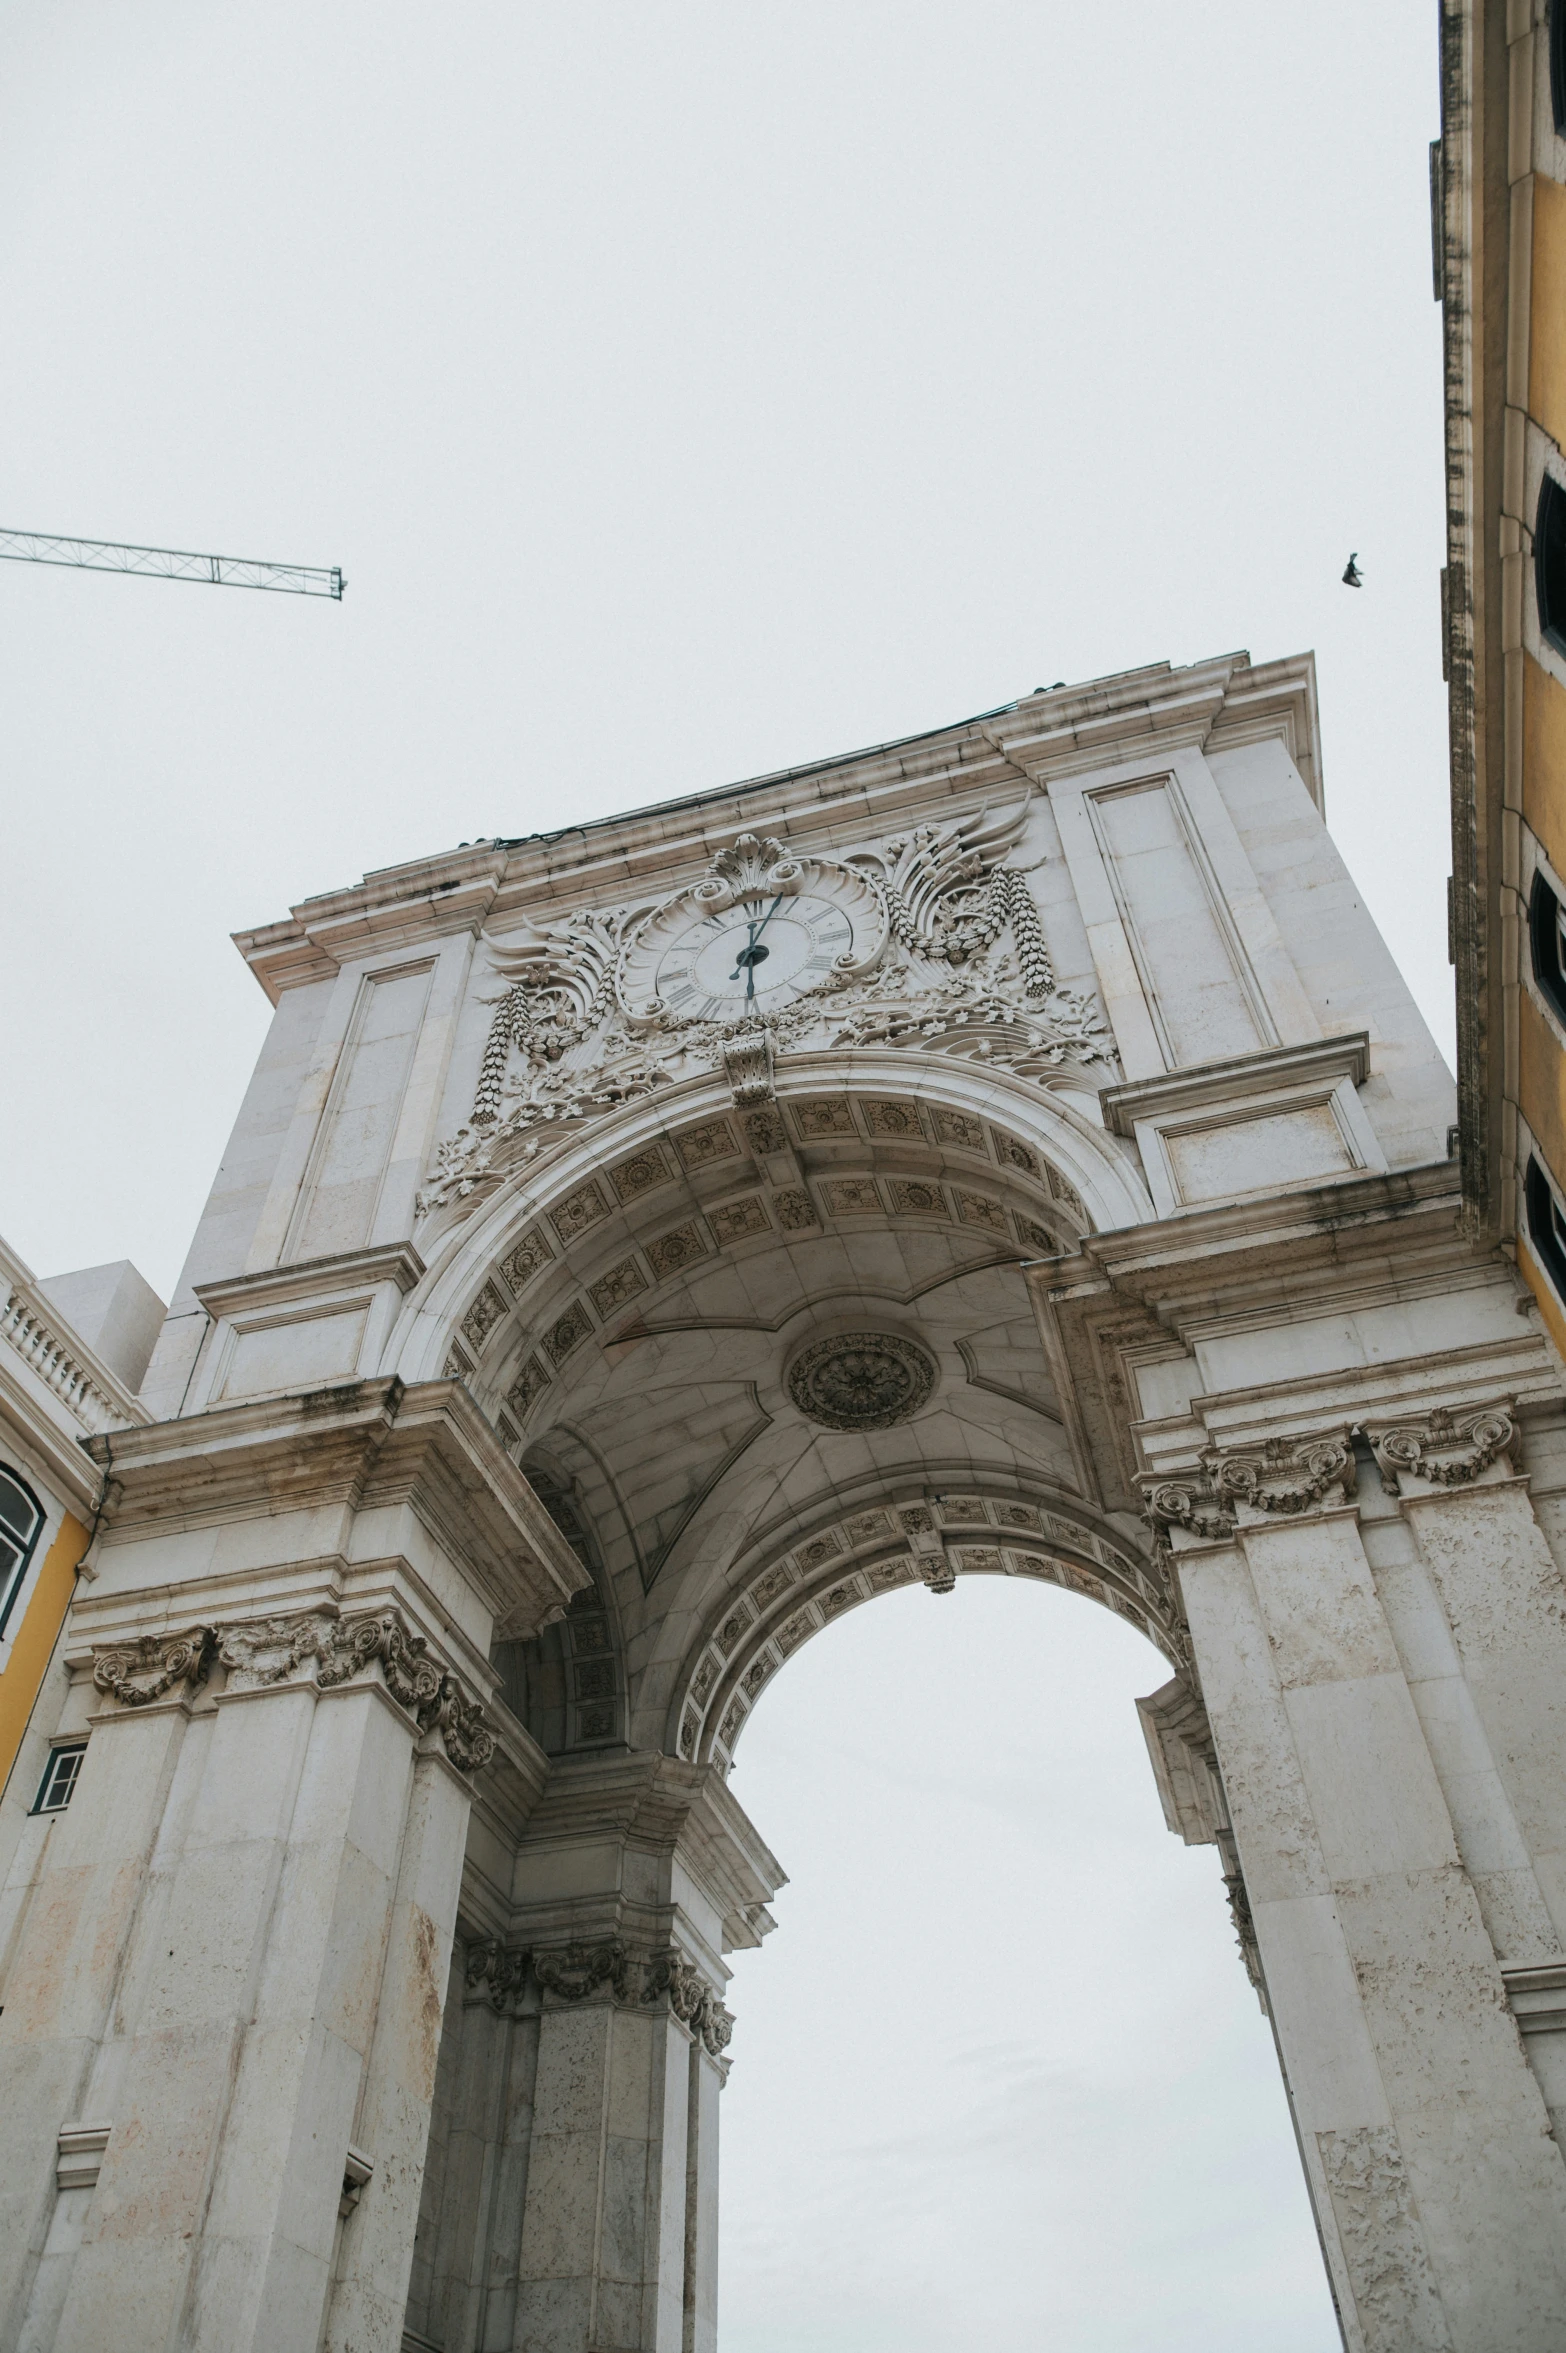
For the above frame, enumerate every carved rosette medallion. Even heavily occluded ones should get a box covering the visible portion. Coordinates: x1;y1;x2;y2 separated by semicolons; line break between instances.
787;1332;938;1431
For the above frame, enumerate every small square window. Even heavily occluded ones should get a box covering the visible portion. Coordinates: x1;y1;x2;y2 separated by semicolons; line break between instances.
32;1743;86;1815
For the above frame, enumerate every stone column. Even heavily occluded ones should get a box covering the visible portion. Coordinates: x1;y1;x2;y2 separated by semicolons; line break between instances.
0;1377;582;2353
413;1752;780;2353
1151;1426;1566;2353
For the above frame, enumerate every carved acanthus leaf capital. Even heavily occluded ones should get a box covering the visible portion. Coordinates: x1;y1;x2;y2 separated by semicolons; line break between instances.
313;1607;496;1774
92;1627;215;1709
1143;1429;1357;1542
1366;1402;1520;1496
217;1609;340;1690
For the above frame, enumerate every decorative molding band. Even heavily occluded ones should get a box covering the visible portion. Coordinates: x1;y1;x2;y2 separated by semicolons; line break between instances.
92;1605;495;1774
192;1242;426;1319
465;1936;736;2060
1365;1402;1520;1496
56;2122;112;2193
1503;1963;1566;2036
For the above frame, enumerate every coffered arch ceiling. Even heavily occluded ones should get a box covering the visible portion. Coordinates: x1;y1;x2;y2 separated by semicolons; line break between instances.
405;1068;1166;1766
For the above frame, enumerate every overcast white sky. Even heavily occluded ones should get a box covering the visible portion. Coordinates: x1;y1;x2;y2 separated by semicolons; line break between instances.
2;4;1446;2344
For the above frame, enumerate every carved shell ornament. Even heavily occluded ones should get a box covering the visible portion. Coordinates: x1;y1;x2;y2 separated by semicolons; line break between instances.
418;801;1115;1215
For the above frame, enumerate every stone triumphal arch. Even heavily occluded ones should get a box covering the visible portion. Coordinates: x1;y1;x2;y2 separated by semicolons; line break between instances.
5;649;1566;2352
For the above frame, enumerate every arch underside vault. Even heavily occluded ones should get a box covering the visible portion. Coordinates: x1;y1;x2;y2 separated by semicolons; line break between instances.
413;1070;1179;1784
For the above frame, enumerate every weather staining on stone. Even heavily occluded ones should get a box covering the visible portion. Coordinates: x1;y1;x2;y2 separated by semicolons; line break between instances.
786;1332;937;1431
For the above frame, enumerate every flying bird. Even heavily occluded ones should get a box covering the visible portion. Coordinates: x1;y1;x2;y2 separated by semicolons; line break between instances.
1342;553;1364;588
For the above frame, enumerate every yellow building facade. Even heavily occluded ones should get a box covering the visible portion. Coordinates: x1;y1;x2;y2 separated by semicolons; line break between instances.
1441;0;1566;1354
0;1242;161;1806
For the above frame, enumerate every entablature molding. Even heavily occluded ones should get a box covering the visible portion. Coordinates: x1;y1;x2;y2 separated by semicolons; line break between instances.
1100;1033;1370;1137
230;654;1308;1005
504;1750;784;1958
82;1376;586;1640
193;1243;426;1319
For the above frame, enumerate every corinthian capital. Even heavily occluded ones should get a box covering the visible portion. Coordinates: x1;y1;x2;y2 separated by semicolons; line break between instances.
1366;1402;1519;1496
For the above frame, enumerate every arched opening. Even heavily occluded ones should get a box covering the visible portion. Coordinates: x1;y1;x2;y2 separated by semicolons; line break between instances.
399;1070;1324;2350
718;1577;1341;2350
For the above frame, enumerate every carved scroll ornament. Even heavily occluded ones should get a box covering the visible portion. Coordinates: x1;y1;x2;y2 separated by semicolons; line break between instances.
532;1939;631;2004
92;1627;215;1709
1367;1403;1519;1495
417;806;1114;1216
1142;1431;1356;1543
1208;1432;1356;1516
91;1605;494;1775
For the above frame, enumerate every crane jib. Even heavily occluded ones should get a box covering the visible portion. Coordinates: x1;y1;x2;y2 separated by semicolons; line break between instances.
0;528;344;599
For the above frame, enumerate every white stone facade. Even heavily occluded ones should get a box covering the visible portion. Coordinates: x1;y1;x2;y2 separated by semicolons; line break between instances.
2;649;1563;2351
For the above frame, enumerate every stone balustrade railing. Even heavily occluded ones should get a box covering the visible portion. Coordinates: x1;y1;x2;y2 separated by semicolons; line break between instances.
0;1240;147;1438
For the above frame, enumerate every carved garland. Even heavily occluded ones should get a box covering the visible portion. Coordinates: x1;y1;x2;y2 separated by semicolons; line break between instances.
465;1937;735;2059
91;1606;495;1775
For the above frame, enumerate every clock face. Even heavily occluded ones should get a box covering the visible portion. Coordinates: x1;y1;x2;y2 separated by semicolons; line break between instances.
655;892;855;1019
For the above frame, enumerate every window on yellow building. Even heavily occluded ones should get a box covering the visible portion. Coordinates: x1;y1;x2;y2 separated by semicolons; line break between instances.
1527;1156;1566;1303
1537;475;1566;655
1554;3;1566;138
0;1466;44;1640
1529;872;1566;1028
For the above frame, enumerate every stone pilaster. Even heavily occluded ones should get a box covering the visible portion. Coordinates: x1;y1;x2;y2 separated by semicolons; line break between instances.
405;1752;779;2353
1148;1428;1566;2353
0;1377;583;2353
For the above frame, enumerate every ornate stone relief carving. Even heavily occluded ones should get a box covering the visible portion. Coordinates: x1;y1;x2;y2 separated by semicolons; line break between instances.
465;1939;530;2011
1143;1431;1356;1540
464;1937;735;2059
1366;1402;1519;1495
532;1939;631;2003
92;1607;495;1775
91;1627;215;1709
1209;1432;1356;1516
786;1332;937;1431
417;806;1114;1214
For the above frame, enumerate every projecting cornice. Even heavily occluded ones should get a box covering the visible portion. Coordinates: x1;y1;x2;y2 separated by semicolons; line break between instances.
83;1375;586;1639
231;649;1322;998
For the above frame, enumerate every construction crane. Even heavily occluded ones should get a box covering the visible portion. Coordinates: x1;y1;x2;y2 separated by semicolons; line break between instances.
0;527;344;599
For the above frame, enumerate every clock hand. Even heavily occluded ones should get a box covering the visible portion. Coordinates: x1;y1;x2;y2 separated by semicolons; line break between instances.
729;896;783;982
